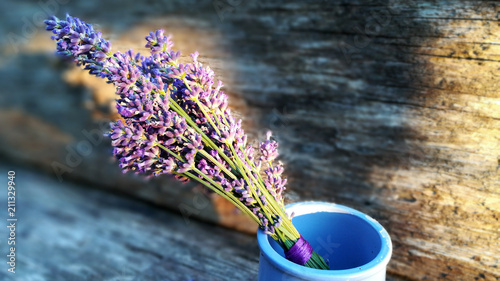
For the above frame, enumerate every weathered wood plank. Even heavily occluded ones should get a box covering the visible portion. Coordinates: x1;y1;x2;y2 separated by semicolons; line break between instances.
0;163;408;281
0;0;499;280
0;163;260;281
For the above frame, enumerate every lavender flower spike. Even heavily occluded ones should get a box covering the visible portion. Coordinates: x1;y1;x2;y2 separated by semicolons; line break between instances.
44;15;112;77
45;14;329;270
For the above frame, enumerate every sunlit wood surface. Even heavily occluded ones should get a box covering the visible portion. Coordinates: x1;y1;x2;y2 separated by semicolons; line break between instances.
0;1;498;280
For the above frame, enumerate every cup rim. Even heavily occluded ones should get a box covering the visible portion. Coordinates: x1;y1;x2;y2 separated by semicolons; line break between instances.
257;201;392;279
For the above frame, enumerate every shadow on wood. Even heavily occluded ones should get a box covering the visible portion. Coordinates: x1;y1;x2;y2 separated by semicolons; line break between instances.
0;1;498;280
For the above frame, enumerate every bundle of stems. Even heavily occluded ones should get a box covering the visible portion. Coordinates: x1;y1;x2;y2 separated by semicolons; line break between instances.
45;14;329;269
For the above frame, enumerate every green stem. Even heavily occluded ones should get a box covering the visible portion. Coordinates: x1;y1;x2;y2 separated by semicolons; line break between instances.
167;96;238;172
191;167;259;222
155;142;258;223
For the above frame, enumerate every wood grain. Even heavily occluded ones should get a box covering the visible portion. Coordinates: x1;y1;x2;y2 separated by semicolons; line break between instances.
0;164;260;281
0;0;498;280
0;163;408;281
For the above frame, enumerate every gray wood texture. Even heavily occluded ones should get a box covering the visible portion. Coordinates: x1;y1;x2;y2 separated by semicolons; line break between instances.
0;0;498;280
0;163;408;281
0;163;260;281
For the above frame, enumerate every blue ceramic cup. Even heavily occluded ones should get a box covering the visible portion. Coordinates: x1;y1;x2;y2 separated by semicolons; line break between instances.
257;202;392;281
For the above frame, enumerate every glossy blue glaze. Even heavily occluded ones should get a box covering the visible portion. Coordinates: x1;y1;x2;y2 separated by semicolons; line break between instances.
257;202;392;281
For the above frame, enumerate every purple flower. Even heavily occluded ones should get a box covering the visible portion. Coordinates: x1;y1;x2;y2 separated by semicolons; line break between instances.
45;16;319;265
260;131;279;163
145;29;173;54
46;14;284;232
108;51;142;93
44;15;113;78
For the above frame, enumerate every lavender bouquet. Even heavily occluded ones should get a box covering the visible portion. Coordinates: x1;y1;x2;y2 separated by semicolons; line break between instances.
45;15;329;270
